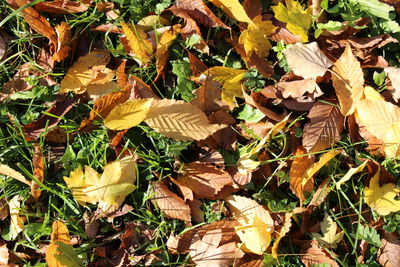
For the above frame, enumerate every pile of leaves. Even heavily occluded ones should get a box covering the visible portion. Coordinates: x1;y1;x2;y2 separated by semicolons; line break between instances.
1;0;400;266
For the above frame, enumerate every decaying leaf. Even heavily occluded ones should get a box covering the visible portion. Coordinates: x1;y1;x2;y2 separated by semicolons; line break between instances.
155;25;180;80
302;101;344;153
378;232;400;267
46;221;83;267
121;22;153;66
332;45;365;116
35;0;90;14
271;212;293;260
152;180;191;222
239;15;276;58
209;0;253;25
225;195;274;255
272;0;312;42
64;156;137;213
311;213;344;248
9;195;24;240
364;166;400;216
283;42;333;79
31;144;45;200
300;240;339;267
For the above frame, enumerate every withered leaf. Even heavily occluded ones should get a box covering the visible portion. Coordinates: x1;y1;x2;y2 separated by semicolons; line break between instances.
31;144;44;200
378;232;400;267
191;77;224;115
277;78;323;101
300;240;339;267
35;0;90;14
155;25;180;80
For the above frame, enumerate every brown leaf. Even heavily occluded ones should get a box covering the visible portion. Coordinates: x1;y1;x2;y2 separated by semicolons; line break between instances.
166;230;196;254
116;59;128;89
0;198;9;220
31;144;44;200
0;164;31;186
191;77;224;115
0;33;6;60
242;0;262;20
174;0;229;29
385;67;400;102
0;243;8;266
277;79;323;101
128;76;159;99
152;180;191;222
178;162;233;199
300;240;339;267
35;0;91;14
188;51;208;77
206;110;237;150
270;20;301;44
302;101;344;153
271;212;293;259
308;177;331;209
53;22;72;62
155;25;180;80
243;90;288;121
378;232;400;267
24;95;79;140
290;147;315;206
170;177;193;201
45;127;69;144
14;0;57;45
188;199;204;223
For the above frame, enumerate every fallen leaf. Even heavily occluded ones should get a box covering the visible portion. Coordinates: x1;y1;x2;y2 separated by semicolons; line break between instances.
46;221;83;267
53;22;72;62
128;75;159;99
302;101;344;153
239;15;275;58
300;240;339;267
0;33;6;60
60;51;113;94
104;98;154;130
9;195;24;240
336;160;368;189
378;232;400;267
364;166;400;216
225;195;274;255
311;213;344;248
35;0;90;14
31;144;44;200
271;212;293;259
332;45;364;116
0;243;8;266
384;67;400;102
86;82;120;100
188;199;204;223
156;24;180;80
272;0;312;42
191;76;224;115
0;198;9;220
207;67;247;107
209;0;253;25
277;78;323;101
144;99;227;141
283;42;333;79
0;164;31;186
152;180;191;222
355;94;400;158
121;22;153;66
64;156;137;213
177;162;233;199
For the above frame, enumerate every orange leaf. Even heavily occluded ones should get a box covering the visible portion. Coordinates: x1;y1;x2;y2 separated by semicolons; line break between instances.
31;144;44;200
156;25;180;80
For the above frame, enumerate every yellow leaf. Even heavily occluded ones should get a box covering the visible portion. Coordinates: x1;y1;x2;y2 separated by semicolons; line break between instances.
302;150;341;188
60;51;113;94
332;45;364;116
64;156;137;213
209;0;253;25
144;99;226;141
207;67;247;107
272;0;312;42
365;167;400;216
9;195;23;240
336;160;368;189
225;195;273;255
239;15;276;58
363;86;384;101
86;82;120;100
137;15;169;32
104;99;154;130
355;98;400;158
0;164;31;186
311;213;344;248
46;221;83;267
156;25;180;79
272;212;293;260
121;22;153;65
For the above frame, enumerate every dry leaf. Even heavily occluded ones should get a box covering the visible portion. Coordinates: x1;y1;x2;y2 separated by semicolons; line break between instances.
121;22;153;66
336;160;368;189
271;212;293;259
64;156;137;213
384;67;400;102
35;0;90;14
60;51;113;94
0;33;6;60
283;42;333;79
191;76;224;115
0;243;8;266
31;144;44;200
9;195;23;240
277;78;323;101
225;195;274;255
0;164;31;186
300;240;339;267
378;232;400;267
156;25;180;80
144;99;227;141
239;15;276;58
152;180;191;222
86;82;120;100
53;22;72;62
364;166;400;216
46;221;83;267
272;0;312;42
188;199;204;223
302;101;344;153
332;45;365;116
311;213;344;248
104;98;154;130
209;0;253;25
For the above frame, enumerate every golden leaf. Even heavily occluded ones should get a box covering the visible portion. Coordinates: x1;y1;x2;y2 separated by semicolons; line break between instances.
272;212;293;259
209;0;253;25
239;15;276;58
311;213;344;248
60;51;113;94
104;99;154;130
144;99;227;141
121;22;153;65
225;195;274;255
156;25;180;80
365;166;400;216
207;67;247;107
332;46;365;116
64;156;137;213
283;42;333;79
336;160;368;189
272;0;312;42
0;164;31;186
